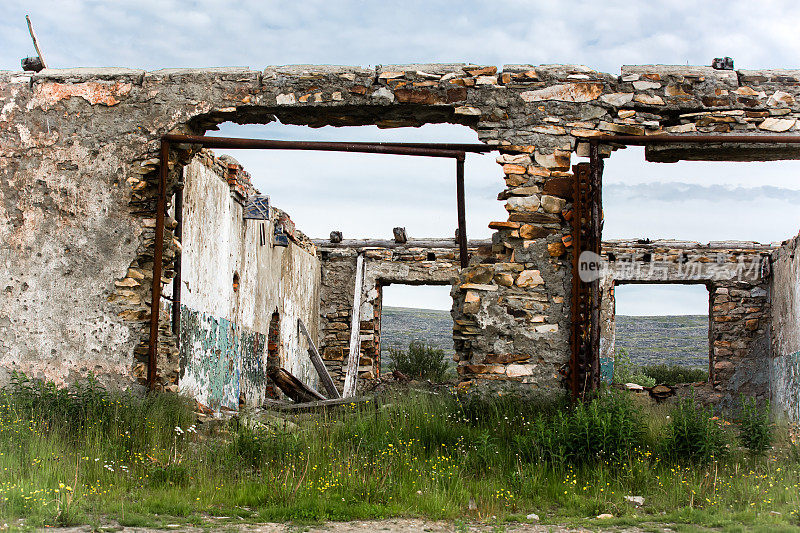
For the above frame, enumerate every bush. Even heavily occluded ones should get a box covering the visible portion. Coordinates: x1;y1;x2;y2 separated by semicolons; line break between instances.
390;340;449;382
641;364;708;385
662;396;727;463
517;390;646;465
612;349;656;387
738;396;773;456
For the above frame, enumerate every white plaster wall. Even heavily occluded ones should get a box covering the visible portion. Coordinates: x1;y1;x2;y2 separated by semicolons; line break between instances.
769;235;800;422
178;158;320;407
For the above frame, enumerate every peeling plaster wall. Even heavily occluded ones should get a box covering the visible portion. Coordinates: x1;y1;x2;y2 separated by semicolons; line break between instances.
5;64;800;396
177;155;320;409
770;234;800;422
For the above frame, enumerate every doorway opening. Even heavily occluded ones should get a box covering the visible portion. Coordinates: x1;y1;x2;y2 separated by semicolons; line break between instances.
379;283;454;380
613;283;710;386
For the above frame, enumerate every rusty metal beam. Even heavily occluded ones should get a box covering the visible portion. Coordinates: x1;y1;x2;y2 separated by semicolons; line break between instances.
589;134;800;145
162;134;487;158
455;155;469;269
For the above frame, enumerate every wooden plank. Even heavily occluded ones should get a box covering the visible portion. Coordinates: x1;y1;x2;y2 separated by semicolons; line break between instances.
262;395;372;412
312;238;491;249
342;253;364;398
26;16;47;69
298;318;341;399
267;367;325;403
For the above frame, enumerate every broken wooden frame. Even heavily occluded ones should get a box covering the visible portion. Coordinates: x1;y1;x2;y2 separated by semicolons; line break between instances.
148;134;494;390
570;134;800;399
298;318;340;399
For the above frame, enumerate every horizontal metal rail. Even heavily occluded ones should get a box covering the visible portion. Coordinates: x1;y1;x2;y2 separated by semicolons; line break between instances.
162;134;493;158
590;134;800;145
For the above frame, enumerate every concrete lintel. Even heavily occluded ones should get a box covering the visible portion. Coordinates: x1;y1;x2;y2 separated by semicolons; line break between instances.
33;67;147;82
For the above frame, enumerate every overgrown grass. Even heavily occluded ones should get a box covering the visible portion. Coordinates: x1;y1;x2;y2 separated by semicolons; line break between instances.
1;373;800;529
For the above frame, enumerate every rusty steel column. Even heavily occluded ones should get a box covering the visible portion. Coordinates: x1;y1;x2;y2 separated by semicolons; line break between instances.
456;154;468;269
569;163;584;399
588;141;604;392
147;139;169;391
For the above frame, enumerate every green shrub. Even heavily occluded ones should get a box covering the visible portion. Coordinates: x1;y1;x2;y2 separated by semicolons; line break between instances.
612;349;656;387
641;364;708;385
390;340;449;382
738;396;773;456
517;390;646;465
662;396;727;463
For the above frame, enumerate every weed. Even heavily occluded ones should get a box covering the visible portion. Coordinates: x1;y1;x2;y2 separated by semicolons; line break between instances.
662;396;728;463
612;349;656;387
738;396;773;456
2;373;800;529
519;389;646;465
641;364;708;385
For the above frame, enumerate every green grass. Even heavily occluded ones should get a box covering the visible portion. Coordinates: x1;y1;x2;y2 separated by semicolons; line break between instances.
1;373;800;529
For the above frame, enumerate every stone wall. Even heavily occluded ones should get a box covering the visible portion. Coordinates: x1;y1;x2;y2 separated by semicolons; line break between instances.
600;240;773;408
175;152;320;409
315;239;487;389
770;234;800;422
4;63;800;404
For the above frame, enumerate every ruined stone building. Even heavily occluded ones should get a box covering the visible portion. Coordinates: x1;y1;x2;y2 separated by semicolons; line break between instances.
1;63;799;420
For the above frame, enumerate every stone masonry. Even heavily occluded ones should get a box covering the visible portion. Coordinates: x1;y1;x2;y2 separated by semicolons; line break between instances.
3;63;800;418
314;239;488;386
600;239;775;409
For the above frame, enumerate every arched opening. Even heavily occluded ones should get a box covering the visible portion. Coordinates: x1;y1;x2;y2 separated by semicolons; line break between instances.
266;310;281;399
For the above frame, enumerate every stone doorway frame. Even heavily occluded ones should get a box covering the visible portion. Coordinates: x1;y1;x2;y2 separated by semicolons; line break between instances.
574;134;800;399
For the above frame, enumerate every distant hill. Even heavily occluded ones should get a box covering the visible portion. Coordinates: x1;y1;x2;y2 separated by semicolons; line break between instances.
380;306;454;356
379;307;709;370
615;314;708;369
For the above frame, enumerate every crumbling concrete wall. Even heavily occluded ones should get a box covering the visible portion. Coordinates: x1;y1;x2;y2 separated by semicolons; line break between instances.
4;63;800;404
177;151;320;409
600;240;773;407
315;239;486;388
770;234;800;422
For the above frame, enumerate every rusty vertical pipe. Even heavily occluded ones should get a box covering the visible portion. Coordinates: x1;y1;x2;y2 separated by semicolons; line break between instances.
456;154;468;269
589;141;603;393
569;163;583;399
147;140;169;391
171;182;183;335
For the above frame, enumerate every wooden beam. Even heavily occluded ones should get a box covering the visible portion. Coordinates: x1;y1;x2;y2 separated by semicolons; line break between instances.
267;367;325;403
25;15;47;69
298;318;341;399
262;395;372;412
342;253;364;398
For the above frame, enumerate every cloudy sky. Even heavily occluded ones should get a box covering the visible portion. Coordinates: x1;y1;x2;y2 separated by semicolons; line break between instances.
3;0;800;313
